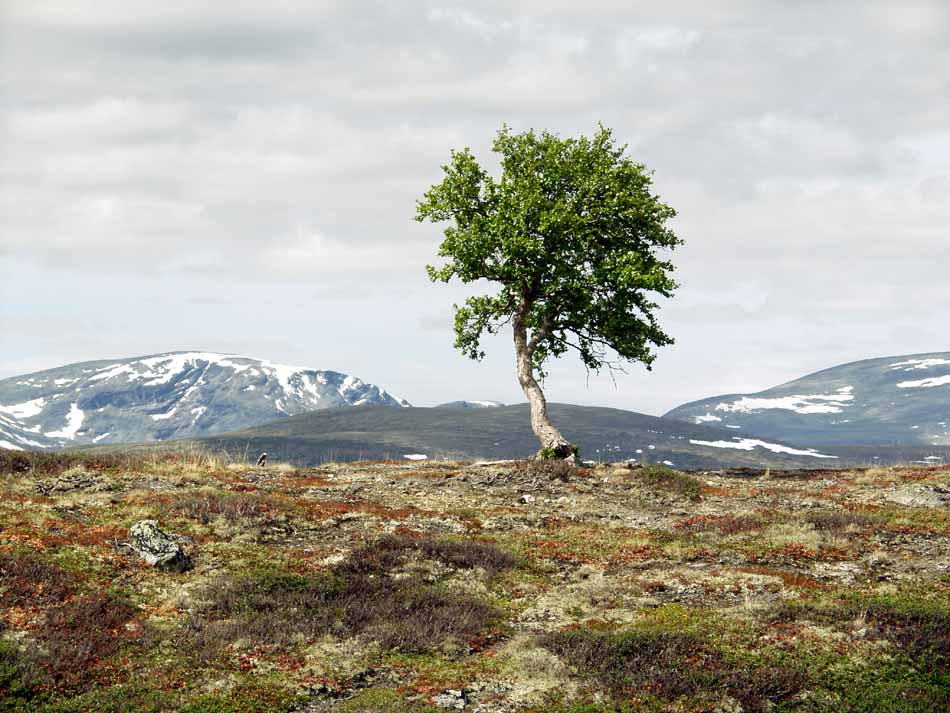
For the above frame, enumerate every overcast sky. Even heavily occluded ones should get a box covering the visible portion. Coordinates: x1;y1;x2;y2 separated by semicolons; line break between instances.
1;1;947;414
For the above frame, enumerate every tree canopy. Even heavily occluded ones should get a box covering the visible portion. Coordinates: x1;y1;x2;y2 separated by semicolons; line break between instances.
416;124;682;455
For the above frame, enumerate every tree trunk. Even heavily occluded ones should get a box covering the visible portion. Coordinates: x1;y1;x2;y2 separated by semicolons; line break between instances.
513;302;574;458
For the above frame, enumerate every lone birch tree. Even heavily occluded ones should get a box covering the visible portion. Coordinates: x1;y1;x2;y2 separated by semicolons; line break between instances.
417;125;682;458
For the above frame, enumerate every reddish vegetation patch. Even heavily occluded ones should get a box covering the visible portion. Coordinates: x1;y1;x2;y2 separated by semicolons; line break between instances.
641;579;669;593
684;547;720;563
846;503;883;512
900;471;935;481
297;498;440;522
884;523;939;535
738;565;827;591
675;514;763;535
700;485;734;497
819;479;856;497
276;472;333;489
0;490;54;506
532;538;582;563
0;552;139;691
608;545;661;566
751;544;853;564
899;465;950;479
39;519;127;549
0;552;77;608
748;486;800;497
36;593;138;690
161;491;285;524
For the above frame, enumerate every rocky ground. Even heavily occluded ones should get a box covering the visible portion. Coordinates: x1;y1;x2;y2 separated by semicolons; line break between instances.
0;450;947;712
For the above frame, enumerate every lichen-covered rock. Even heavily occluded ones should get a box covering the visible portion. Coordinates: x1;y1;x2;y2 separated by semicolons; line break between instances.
434;689;467;709
886;484;950;508
129;520;191;571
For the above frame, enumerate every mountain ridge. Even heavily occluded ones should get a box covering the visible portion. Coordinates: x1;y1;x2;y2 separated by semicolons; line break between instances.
664;351;950;446
194;403;862;468
0;351;408;450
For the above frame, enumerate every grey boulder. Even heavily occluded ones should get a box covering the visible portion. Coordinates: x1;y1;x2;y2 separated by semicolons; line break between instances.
129;520;191;571
886;484;950;508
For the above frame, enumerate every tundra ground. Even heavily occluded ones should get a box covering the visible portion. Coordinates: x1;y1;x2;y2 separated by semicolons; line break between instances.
1;450;947;712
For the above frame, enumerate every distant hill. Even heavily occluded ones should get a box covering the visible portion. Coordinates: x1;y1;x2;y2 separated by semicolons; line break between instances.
197;403;864;468
664;352;950;447
0;352;408;450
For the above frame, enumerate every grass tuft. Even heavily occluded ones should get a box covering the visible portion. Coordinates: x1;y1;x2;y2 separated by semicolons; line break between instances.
633;465;702;501
513;458;584;481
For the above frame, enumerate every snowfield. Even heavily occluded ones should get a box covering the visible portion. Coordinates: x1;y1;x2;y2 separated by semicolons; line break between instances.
44;403;85;439
896;375;950;389
889;358;950;371
714;386;854;415
689;437;837;459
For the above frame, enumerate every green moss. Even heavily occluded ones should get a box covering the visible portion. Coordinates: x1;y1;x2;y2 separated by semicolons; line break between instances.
336;689;437;712
796;655;949;713
36;687;178;713
178;686;300;713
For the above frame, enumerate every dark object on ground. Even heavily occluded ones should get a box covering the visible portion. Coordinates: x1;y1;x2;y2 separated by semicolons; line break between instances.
257;452;267;467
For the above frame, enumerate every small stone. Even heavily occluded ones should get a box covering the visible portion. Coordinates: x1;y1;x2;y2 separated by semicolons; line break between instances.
519;494;535;504
128;520;191;572
434;689;467;709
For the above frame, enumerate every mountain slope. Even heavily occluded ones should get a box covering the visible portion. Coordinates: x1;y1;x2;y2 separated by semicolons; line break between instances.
0;352;408;450
198;403;849;468
664;352;950;446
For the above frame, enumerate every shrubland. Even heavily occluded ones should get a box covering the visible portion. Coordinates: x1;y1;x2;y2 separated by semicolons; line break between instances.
0;450;947;711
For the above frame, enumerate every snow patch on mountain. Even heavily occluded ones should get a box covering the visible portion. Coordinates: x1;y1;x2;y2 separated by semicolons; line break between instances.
151;406;178;421
689;437;837;459
897;375;950;389
889;358;950;371
0;397;48;419
714;386;854;415
45;403;85;439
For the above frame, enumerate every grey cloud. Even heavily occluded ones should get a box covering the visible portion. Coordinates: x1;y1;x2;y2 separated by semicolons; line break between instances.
1;1;948;414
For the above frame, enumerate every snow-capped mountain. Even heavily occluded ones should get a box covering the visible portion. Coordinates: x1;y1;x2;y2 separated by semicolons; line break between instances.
436;400;505;409
0;352;409;450
664;352;950;447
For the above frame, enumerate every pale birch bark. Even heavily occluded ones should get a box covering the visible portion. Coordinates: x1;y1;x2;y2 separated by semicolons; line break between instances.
512;299;572;456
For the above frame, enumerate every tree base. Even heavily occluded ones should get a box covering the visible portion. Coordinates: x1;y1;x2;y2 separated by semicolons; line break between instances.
536;443;579;461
